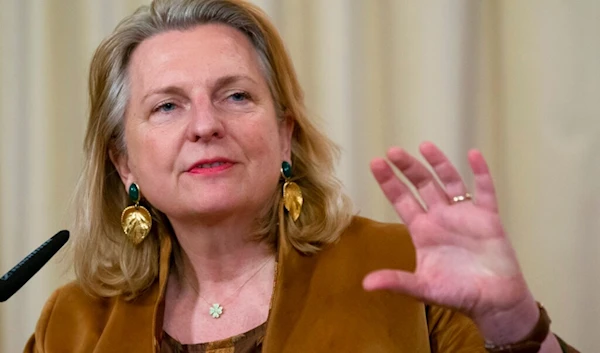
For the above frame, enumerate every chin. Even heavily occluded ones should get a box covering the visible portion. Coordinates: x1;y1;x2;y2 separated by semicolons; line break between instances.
187;198;261;220
164;186;275;222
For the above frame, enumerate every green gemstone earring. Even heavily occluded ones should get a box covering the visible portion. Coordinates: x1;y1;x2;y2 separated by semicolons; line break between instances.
281;161;303;222
120;183;152;245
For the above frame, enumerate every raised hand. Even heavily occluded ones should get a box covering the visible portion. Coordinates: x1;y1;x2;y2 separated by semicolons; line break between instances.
362;142;540;342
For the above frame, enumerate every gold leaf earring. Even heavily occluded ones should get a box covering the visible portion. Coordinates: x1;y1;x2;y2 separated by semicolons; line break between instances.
281;161;303;222
121;183;152;245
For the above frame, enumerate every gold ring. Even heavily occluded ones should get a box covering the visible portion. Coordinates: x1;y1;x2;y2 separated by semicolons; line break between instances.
451;193;472;204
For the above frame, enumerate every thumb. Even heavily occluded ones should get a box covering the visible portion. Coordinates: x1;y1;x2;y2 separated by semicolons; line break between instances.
362;269;427;301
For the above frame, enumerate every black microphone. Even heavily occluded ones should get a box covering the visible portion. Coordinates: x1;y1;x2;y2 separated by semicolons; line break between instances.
0;230;69;302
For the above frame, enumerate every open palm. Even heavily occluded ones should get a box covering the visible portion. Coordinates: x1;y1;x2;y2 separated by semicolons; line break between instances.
363;142;531;320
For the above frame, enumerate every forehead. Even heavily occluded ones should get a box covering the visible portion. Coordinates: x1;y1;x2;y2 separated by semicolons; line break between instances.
128;23;264;92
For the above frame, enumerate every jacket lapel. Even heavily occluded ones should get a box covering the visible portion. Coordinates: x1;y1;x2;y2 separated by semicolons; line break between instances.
262;231;318;352
261;217;432;353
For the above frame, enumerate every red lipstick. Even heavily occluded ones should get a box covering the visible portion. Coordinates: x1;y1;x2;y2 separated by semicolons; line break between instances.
187;158;235;175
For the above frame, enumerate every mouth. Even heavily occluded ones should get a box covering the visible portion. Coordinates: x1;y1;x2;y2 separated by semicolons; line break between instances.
195;161;227;169
187;159;235;174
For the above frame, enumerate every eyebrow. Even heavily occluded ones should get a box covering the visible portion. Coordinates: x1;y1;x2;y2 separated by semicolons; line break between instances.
141;75;259;103
214;74;259;90
142;86;187;103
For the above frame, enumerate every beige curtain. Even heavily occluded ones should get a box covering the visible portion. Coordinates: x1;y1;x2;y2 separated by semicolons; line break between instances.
1;0;598;351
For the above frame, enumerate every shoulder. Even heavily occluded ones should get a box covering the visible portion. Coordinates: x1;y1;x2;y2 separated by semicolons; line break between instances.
26;281;111;352
318;215;416;271
31;282;114;343
46;281;116;318
48;280;111;306
28;280;159;352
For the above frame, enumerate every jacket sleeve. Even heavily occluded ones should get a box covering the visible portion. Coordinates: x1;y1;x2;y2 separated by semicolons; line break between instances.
427;305;580;353
426;304;487;352
556;335;581;353
22;288;60;353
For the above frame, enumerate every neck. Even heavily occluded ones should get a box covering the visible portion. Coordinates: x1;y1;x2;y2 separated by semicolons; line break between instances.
170;213;276;286
163;214;277;340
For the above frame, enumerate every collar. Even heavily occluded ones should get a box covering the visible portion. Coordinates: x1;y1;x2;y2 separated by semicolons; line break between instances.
150;221;315;352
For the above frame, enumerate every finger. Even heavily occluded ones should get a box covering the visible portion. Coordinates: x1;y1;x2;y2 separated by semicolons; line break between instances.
370;158;425;225
468;149;498;212
363;269;428;301
419;142;468;199
386;147;448;207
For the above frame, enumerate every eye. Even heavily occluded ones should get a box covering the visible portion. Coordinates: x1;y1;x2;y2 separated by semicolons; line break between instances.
228;91;251;103
153;102;177;113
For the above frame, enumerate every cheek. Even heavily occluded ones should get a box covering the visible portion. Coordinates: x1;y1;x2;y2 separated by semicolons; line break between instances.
252;133;284;171
127;126;177;177
247;120;284;156
236;122;283;188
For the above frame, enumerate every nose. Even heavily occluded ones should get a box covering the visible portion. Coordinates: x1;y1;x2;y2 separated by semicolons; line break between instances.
186;101;225;143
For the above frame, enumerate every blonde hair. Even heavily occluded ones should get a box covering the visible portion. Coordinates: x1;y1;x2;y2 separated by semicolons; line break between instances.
74;0;353;298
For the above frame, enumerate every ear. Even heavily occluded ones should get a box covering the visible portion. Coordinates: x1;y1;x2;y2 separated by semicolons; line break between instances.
279;113;295;162
109;147;134;191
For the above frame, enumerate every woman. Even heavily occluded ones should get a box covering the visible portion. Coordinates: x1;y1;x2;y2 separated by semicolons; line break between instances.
25;0;578;352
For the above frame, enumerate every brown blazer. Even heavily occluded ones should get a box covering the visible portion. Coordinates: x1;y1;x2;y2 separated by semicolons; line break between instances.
23;216;571;352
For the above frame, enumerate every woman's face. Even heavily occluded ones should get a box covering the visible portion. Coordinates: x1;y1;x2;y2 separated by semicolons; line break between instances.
113;24;293;224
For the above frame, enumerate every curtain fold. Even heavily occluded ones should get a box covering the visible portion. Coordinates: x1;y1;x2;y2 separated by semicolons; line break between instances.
1;1;597;351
